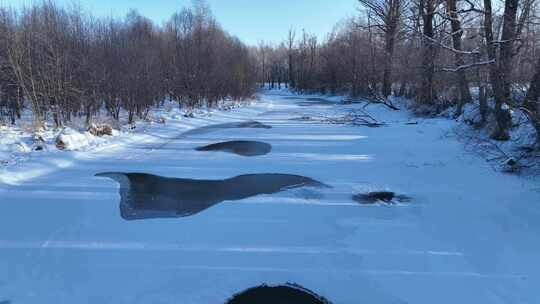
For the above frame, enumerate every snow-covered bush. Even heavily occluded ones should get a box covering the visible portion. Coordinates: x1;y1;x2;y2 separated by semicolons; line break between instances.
55;128;92;151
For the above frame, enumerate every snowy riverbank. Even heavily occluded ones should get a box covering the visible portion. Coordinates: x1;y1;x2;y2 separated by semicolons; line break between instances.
0;98;251;184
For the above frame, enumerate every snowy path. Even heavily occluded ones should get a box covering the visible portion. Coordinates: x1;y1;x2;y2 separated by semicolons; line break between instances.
1;90;540;303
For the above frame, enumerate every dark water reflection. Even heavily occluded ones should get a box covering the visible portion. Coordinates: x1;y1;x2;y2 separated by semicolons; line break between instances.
227;284;332;304
296;98;335;107
96;173;329;220
196;141;272;156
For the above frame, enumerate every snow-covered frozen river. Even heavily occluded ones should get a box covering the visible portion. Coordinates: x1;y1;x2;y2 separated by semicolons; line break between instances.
1;90;539;303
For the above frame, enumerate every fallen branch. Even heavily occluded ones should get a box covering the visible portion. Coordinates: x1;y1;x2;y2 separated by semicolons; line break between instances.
363;96;400;111
362;88;401;110
328;109;385;127
457;128;532;173
298;109;386;127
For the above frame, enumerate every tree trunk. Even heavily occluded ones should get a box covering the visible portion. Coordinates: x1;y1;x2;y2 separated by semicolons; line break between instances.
524;55;540;144
382;0;400;98
382;24;396;98
288;29;296;89
445;0;472;117
417;0;436;106
288;53;294;89
489;0;519;140
479;86;488;125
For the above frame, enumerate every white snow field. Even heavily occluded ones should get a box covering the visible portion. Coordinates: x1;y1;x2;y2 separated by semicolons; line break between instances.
1;89;539;304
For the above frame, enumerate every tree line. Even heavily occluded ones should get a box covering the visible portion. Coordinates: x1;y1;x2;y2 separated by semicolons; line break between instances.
0;0;256;128
256;0;540;145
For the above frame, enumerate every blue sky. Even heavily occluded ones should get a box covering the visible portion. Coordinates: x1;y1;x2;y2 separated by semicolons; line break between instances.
1;0;358;45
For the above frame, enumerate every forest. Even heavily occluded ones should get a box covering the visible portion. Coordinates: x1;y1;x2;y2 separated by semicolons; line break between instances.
1;0;540;147
0;1;256;127
258;0;540;145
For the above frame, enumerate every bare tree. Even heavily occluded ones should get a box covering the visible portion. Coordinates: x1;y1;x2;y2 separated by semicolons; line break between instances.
0;8;21;125
445;0;472;117
417;0;437;106
488;0;520;140
287;28;296;88
523;54;540;144
358;0;403;97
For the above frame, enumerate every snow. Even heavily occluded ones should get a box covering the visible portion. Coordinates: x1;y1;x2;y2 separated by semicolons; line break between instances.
1;89;540;304
452;97;538;171
55;128;97;151
0;100;232;176
0;122;104;167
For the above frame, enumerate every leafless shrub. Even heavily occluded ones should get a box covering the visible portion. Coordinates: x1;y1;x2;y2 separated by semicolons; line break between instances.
87;124;113;137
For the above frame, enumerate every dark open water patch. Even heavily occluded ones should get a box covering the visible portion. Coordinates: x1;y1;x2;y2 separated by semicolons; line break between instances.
284;96;306;100
353;191;411;205
226;284;332;304
296;98;335;107
96;173;330;220
196;140;272;156
284;96;336;106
